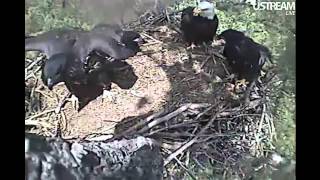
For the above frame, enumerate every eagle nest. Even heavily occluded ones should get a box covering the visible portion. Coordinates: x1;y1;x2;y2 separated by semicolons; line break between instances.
25;12;278;178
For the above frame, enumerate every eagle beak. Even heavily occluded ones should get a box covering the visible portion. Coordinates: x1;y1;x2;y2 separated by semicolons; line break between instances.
212;39;226;46
133;37;146;45
193;8;202;16
47;78;54;90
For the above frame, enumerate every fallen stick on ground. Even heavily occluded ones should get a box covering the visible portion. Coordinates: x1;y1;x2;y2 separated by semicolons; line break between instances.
111;109;166;140
25;108;58;121
140;32;163;44
138;103;211;134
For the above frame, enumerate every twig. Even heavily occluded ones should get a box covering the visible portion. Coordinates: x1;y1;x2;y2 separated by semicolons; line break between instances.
213;51;226;60
113;109;165;138
164;107;225;166
61;110;68;132
258;104;266;134
268;112;276;141
140;32;163;44
138;103;211;134
200;56;212;69
192;156;206;169
25;58;33;64
25;66;42;80
96;123;117;134
141;41;162;46
168;24;182;34
211;52;217;64
147;122;196;136
173;157;197;180
34;89;52;99
161;142;184;151
25;108;62;121
265;104;276;141
25;57;43;71
55;92;72;114
221;61;231;76
165;9;171;24
129;90;145;98
194;105;214;121
185;150;190;167
85;134;114;141
25;120;52;128
164;138;198;166
154;132;199;138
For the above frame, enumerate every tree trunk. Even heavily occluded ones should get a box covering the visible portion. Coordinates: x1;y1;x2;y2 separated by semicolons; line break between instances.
25;133;164;180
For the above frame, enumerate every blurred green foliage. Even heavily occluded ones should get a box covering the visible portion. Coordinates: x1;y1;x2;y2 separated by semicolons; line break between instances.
25;0;90;34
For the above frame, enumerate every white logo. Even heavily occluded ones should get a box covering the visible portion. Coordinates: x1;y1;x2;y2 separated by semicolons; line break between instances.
246;0;295;15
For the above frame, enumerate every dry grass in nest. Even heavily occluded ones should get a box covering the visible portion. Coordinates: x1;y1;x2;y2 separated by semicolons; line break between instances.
25;13;279;178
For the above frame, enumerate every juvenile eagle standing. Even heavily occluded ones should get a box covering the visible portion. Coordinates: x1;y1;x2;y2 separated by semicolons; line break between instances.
215;29;272;102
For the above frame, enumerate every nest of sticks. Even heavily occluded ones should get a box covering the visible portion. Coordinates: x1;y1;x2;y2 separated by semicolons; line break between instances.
25;9;279;178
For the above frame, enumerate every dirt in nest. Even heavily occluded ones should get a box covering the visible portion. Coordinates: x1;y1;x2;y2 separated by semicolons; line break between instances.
62;54;171;136
25;27;231;138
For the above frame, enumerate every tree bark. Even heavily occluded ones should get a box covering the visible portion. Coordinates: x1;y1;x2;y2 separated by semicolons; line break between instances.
25;133;164;180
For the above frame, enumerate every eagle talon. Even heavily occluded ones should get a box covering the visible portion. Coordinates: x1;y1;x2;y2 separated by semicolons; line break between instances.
186;43;196;50
67;95;79;111
233;79;250;93
235;79;248;87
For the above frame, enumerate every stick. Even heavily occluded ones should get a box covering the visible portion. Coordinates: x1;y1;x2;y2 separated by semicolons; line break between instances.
221;61;230;76
164;138;198;166
213;51;226;60
25;120;52;128
25;57;43;71
140;32;163;44
200;56;211;69
141;41;162;46
164;107;224;166
138;103;211;134
129;90;145;98
25;109;57;121
55;92;72;114
147;122;196;136
25;66;42;80
34;89;52;99
173;157;197;180
113;109;165;139
258;104;266;134
194;106;214;121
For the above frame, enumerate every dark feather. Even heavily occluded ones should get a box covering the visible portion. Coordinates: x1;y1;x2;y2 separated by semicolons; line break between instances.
217;29;272;83
180;6;219;46
33;25;142;111
25;28;84;58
